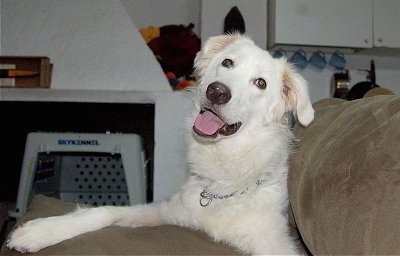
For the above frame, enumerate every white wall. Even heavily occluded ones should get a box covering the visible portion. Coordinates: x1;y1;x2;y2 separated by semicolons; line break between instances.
1;0;170;92
121;0;201;36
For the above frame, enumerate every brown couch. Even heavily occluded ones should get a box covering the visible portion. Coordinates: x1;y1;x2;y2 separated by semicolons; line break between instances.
2;95;399;255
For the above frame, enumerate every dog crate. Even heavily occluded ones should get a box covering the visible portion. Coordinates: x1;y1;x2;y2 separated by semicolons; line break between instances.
9;132;147;218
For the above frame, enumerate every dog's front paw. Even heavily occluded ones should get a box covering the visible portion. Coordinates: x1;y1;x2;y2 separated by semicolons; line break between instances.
7;218;64;253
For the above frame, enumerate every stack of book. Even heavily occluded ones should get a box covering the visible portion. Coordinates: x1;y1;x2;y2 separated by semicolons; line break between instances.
0;56;53;88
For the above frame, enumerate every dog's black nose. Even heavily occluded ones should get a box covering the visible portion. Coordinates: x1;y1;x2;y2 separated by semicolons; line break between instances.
206;82;231;105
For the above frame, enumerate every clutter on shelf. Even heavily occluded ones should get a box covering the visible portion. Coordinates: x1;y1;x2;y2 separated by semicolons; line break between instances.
0;56;53;88
347;59;394;100
140;23;200;90
331;59;394;100
272;48;346;71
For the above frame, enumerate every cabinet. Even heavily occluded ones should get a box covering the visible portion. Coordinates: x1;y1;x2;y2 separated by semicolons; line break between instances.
268;0;400;51
373;0;400;48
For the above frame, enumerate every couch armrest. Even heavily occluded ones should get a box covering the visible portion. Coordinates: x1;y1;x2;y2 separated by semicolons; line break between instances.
289;95;400;255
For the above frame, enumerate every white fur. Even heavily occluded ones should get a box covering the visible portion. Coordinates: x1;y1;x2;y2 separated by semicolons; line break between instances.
7;34;314;255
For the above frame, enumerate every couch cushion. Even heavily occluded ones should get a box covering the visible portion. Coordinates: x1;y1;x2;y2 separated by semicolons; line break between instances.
289;95;400;255
1;195;238;255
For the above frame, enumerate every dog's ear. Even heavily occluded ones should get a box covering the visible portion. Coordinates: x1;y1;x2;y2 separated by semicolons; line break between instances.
281;63;314;127
193;33;247;74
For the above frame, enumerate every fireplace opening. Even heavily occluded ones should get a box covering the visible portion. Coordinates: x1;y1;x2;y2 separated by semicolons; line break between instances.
0;101;155;203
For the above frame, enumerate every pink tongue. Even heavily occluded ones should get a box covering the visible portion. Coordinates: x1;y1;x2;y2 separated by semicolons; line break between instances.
194;111;225;136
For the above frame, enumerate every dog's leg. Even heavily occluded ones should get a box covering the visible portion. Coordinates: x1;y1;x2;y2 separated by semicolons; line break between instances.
6;201;176;253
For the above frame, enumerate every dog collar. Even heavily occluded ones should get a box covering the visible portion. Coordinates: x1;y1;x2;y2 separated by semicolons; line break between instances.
199;179;265;207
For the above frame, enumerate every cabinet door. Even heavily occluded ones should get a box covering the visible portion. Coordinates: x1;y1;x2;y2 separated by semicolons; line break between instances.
268;0;373;49
373;0;400;47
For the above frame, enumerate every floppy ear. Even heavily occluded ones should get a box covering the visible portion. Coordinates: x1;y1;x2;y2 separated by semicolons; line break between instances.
281;63;314;126
193;33;248;74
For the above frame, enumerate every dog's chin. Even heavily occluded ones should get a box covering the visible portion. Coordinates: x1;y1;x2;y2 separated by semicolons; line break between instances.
192;130;223;143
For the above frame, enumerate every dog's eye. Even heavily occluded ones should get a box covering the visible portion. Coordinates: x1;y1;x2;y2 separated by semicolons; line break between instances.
222;59;234;68
254;78;267;89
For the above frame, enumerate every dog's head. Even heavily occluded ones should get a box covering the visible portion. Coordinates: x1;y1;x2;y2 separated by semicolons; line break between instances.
191;34;314;142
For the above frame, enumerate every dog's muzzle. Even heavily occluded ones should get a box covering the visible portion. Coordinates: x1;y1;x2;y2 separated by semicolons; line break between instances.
193;82;242;139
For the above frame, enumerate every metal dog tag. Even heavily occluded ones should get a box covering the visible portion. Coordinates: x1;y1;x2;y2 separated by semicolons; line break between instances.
200;188;213;207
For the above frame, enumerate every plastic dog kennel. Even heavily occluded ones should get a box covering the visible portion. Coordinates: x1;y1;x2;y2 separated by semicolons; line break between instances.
9;132;147;218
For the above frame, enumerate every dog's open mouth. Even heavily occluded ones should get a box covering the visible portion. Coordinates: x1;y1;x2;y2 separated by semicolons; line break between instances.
193;109;242;138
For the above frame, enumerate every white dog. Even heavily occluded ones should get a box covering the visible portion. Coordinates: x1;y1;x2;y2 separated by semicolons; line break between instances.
7;34;314;255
